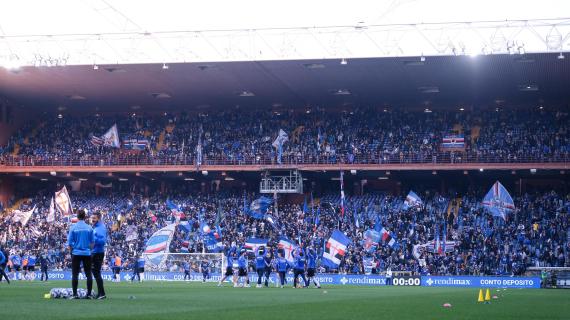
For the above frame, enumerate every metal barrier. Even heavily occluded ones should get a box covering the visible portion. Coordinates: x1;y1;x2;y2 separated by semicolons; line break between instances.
1;152;569;167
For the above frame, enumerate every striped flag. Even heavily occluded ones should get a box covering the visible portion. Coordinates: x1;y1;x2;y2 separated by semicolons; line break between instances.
322;230;351;268
374;220;398;248
244;238;268;253
442;134;465;149
278;237;298;264
90;135;104;146
144;224;176;267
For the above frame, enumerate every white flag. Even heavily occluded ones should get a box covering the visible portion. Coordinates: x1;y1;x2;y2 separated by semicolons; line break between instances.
272;129;289;149
12;206;36;226
47;197;55;223
102;124;120;148
55;186;73;216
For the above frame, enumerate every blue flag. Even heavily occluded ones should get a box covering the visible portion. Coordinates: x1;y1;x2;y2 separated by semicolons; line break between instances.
247;197;273;219
482;181;515;220
374;219;399;249
322;230;351;269
402;191;422;210
362;229;380;253
353;207;360;228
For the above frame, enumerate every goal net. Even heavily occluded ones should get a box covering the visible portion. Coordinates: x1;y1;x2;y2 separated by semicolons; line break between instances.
141;253;225;281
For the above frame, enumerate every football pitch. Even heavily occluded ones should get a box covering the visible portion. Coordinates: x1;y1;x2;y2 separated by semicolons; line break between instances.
0;282;568;320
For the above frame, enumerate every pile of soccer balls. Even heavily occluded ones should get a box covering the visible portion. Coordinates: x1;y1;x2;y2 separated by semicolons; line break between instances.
49;288;88;299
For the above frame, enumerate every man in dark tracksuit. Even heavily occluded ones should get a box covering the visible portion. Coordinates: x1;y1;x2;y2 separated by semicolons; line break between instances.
0;248;10;284
38;249;51;281
67;209;94;299
91;211;107;299
263;250;273;287
131;255;145;282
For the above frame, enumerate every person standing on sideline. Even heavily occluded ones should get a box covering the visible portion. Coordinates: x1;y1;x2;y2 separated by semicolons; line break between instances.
131;255;145;282
385;266;393;286
67;209;94;299
112;253;122;282
91;211;107;299
38;249;50;282
0;248;10;284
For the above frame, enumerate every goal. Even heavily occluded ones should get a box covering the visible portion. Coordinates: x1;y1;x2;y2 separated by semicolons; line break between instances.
141;253;225;281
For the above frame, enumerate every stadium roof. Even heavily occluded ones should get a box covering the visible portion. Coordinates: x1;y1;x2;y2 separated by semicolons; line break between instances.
0;0;569;67
0;53;569;112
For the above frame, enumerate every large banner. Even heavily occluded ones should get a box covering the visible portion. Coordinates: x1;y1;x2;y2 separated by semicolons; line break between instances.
29;271;387;286
26;271;541;288
421;276;540;289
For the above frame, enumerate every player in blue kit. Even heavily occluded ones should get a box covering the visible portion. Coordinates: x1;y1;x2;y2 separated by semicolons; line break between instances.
262;249;273;287
183;260;191;281
218;243;237;287
200;259;210;282
255;246;266;288
306;247;321;288
26;252;37;281
0;248;10;284
292;249;308;288
276;252;289;288
236;249;250;287
10;252;22;281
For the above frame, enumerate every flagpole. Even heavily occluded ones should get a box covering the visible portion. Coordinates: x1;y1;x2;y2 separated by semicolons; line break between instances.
273;191;278;217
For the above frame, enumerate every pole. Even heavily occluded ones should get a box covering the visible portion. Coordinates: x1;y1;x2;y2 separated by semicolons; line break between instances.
274;191;278;216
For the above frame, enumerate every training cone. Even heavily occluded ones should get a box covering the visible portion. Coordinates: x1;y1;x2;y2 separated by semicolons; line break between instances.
485;288;491;304
477;289;484;302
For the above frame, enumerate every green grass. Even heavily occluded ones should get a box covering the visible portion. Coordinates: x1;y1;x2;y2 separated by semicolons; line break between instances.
0;281;568;320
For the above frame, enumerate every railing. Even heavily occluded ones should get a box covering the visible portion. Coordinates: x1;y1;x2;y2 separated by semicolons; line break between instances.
1;152;569;167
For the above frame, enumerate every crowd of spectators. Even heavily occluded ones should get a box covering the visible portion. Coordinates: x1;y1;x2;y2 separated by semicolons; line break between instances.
1;184;568;276
1;107;569;166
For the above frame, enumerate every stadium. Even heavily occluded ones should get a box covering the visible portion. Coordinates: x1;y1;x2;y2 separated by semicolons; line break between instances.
0;1;569;319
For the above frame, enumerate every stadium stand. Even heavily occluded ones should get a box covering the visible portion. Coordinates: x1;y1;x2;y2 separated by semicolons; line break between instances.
1;186;568;275
1;107;569;166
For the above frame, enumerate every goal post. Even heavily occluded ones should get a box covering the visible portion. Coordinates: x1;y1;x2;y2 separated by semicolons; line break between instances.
141;253;225;281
